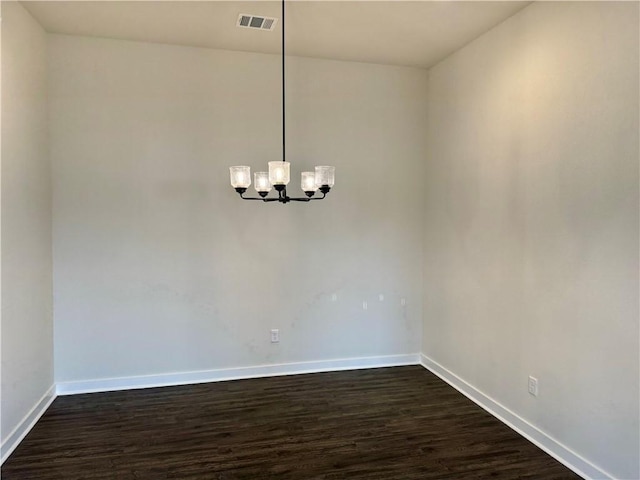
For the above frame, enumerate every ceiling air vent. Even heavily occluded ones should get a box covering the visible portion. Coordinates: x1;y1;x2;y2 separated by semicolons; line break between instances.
237;14;278;31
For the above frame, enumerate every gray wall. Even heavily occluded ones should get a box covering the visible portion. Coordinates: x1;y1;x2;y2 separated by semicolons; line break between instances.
422;2;639;479
49;35;427;383
1;1;54;449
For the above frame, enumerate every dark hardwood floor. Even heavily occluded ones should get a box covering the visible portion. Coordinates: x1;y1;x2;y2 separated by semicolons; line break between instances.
2;366;581;479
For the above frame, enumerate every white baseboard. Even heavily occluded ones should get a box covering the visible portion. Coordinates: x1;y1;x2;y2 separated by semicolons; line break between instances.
419;354;612;480
1;384;57;465
57;353;421;396
1;355;614;480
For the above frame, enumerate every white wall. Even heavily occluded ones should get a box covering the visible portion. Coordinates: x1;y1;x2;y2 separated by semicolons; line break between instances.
1;1;54;451
49;35;427;383
422;2;639;479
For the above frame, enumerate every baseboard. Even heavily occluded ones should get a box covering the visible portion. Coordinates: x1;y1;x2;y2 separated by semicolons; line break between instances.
57;353;421;396
1;355;613;479
1;384;57;465
419;354;613;480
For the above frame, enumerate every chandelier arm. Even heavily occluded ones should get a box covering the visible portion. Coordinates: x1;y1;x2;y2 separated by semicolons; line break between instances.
239;196;281;202
287;192;328;202
237;190;278;201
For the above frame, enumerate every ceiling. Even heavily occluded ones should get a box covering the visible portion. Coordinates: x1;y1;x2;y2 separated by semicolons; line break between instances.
22;1;531;69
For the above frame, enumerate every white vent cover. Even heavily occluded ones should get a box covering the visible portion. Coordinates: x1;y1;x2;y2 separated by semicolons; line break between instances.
237;14;278;31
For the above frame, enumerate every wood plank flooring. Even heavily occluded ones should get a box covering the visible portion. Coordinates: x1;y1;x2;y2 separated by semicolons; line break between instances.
2;366;581;479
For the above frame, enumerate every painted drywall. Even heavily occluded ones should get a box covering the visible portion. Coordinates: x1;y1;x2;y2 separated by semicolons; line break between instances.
1;1;54;447
49;35;427;383
422;2;639;479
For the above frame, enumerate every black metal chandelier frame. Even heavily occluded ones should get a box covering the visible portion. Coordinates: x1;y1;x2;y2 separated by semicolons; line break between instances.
235;184;330;203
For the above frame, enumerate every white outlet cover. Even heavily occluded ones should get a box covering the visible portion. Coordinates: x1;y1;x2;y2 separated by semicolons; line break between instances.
362;301;368;310
528;376;538;396
270;329;279;343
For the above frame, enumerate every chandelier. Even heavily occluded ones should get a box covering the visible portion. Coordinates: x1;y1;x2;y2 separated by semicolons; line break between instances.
229;0;335;203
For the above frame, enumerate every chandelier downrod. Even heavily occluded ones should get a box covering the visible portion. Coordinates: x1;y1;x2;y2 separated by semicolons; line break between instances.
282;0;286;164
229;0;335;203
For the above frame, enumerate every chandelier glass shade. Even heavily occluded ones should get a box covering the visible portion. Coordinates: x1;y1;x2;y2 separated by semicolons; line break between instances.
229;0;335;204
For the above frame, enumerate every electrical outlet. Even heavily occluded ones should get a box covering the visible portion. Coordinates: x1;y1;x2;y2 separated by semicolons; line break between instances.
400;298;406;307
331;293;338;302
379;294;384;301
362;301;368;310
270;329;279;343
528;376;538;396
